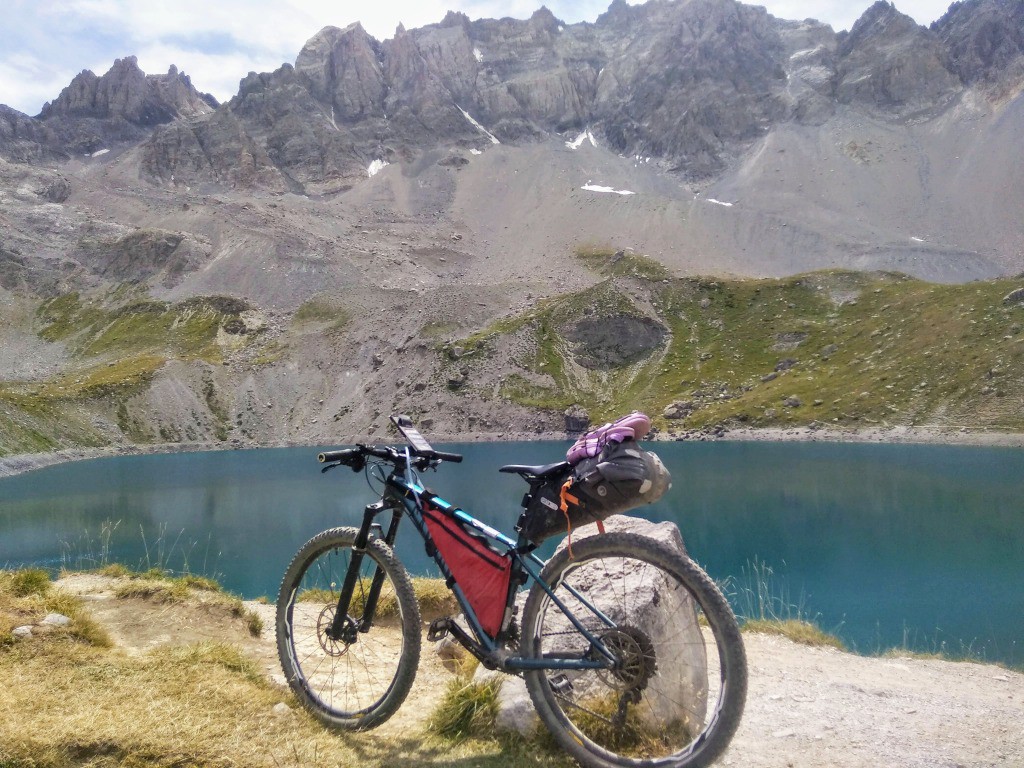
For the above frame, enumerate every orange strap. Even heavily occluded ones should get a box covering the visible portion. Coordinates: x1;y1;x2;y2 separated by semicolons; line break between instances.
558;478;609;557
559;477;580;559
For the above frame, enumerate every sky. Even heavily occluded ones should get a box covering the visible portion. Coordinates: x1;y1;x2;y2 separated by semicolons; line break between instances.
0;0;956;117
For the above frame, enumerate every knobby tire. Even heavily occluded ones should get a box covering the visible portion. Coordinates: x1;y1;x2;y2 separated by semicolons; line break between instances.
521;532;747;768
275;526;421;730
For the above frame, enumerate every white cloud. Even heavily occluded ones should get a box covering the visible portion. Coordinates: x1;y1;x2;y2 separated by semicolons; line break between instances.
0;0;959;116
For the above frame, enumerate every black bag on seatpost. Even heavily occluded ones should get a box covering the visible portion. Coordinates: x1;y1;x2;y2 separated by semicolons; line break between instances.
519;436;672;545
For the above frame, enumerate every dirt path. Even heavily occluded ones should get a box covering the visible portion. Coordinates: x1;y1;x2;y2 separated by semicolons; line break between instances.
726;633;1022;767
57;575;1024;766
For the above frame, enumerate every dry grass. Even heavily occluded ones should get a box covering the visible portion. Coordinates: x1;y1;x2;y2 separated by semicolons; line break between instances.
108;569;262;638
409;576;458;619
743;618;846;650
0;568;574;767
0;636;564;768
296;576;456;622
0;569;111;648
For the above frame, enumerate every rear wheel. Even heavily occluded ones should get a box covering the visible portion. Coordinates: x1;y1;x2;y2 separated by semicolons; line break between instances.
521;532;746;768
276;527;421;730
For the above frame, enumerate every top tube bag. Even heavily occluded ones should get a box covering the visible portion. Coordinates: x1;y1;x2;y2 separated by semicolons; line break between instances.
422;504;512;637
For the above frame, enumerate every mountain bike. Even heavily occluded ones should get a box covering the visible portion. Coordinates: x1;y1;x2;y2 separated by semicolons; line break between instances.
276;415;747;768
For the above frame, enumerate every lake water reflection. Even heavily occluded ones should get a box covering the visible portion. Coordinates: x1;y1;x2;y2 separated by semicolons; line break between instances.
0;440;1021;666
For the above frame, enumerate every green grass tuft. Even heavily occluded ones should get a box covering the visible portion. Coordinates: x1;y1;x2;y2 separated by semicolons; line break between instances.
293;297;350;334
428;677;503;741
5;569;51;598
575;245;673;281
743;618;846;649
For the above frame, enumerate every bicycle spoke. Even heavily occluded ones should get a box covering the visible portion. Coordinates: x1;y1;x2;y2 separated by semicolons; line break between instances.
523;532;746;767
277;528;420;729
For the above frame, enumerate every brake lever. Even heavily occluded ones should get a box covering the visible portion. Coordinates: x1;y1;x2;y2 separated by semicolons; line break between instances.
321;462;341;474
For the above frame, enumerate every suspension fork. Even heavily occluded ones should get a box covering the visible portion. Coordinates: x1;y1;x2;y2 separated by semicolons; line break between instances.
327;499;402;642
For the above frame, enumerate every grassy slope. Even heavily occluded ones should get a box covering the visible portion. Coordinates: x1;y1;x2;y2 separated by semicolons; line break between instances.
445;250;1024;431
0;292;251;456
2;257;1022;457
0;569;573;768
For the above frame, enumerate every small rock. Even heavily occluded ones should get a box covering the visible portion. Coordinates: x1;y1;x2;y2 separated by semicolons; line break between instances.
783;395;802;408
761;372;777;382
1001;287;1024;305
775;358;798;372
12;625;33;639
447;370;468;390
474;667;538;735
663;401;694;420
272;702;294;717
41;613;71;627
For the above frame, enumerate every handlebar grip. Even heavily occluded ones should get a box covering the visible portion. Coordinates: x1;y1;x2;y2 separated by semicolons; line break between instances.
432;450;463;463
318;448;357;463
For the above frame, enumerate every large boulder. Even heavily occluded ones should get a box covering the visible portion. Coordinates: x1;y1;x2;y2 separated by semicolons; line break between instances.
564;404;590;434
472;516;705;736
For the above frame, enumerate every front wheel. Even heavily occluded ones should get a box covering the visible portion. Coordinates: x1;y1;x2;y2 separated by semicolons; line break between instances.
521;532;747;768
276;526;421;730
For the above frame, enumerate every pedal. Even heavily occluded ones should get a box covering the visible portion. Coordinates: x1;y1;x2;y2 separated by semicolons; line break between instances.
427;617;451;642
549;673;574;696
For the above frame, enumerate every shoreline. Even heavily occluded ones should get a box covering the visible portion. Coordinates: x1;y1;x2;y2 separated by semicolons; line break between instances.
2;425;1023;479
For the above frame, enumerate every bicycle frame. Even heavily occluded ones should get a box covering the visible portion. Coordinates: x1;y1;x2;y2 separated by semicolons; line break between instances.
331;450;619;674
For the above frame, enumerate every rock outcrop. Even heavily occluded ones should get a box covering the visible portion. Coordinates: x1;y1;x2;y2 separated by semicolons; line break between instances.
6;1;1024;183
19;58;217;156
934;0;1024;88
0;106;62;163
40;57;216;126
835;2;961;116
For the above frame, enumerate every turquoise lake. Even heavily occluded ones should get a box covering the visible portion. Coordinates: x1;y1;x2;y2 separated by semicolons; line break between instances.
0;441;1021;666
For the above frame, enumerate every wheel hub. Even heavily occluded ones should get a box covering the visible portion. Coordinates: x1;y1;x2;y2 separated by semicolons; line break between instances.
316;605;353;657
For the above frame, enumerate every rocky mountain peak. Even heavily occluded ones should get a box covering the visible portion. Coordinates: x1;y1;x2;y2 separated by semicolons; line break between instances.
32;0;1017;194
598;0;634;24
39;55;213;127
934;0;1024;86
0;105;60;163
836;0;959;114
294;23;385;121
439;11;471;29
530;6;562;31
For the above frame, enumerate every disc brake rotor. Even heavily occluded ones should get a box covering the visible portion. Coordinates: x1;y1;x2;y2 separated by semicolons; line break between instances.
316;604;350;657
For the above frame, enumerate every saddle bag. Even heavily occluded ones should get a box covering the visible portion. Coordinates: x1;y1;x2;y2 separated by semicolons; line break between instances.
423;504;511;637
519;421;671;544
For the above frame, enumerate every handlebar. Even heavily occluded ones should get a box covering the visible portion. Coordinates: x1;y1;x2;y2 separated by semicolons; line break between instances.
317;444;463;470
319;414;462;471
318;448;361;464
432;450;463;464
